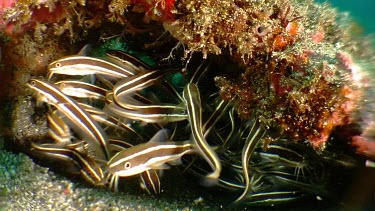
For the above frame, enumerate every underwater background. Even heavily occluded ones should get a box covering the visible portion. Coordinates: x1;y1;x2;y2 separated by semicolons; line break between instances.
320;0;375;35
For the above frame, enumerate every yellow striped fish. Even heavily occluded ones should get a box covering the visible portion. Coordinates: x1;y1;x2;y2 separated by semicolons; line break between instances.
107;129;194;191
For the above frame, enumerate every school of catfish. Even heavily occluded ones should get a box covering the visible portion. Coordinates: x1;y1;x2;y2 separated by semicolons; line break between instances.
26;47;340;206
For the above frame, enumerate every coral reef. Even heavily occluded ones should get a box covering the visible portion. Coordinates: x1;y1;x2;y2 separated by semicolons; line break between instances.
161;0;372;151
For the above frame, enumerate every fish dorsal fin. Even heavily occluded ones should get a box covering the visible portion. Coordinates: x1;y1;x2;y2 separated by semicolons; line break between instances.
149;129;170;143
77;44;93;56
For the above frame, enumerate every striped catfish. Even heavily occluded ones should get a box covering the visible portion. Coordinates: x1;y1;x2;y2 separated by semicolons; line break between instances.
27;79;111;161
244;191;304;207
77;102;144;141
139;169;161;194
184;156;245;191
203;98;233;138
46;111;73;145
113;70;165;103
107;129;195;191
106;138;160;194
105;50;152;73
107;65;187;123
105;93;187;123
111;68;181;110
234;120;267;204
47;56;139;80
31;143;106;186
183;83;222;186
54;80;107;100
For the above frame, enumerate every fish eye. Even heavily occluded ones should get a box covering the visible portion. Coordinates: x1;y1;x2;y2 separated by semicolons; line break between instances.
55;62;61;68
124;162;131;169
